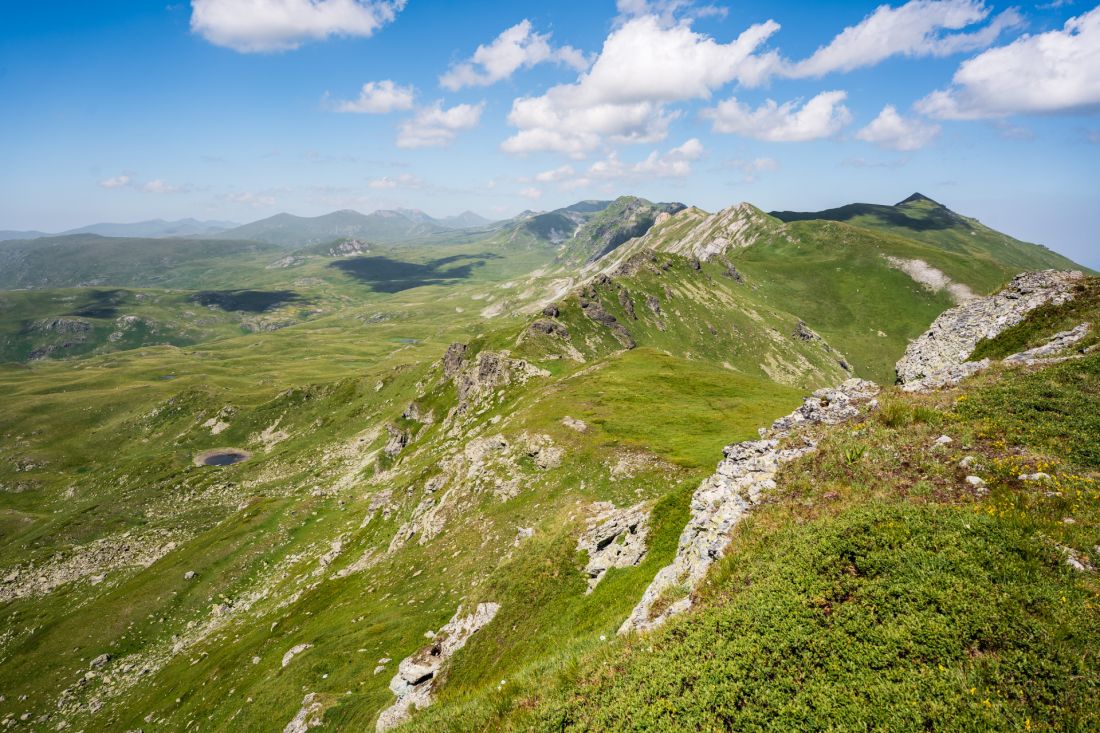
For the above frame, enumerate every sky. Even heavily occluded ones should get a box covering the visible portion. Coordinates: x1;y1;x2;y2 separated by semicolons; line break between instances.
1;0;1098;267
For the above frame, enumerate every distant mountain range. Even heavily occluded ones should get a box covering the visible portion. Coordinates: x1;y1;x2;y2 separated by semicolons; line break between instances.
0;209;494;246
216;208;492;247
0;218;239;241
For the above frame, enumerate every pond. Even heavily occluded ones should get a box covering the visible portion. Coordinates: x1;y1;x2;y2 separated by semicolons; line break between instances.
194;448;252;467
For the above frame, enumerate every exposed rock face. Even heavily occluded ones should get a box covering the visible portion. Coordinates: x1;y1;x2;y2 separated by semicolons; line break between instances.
793;320;817;341
542;303;560;317
620;379;879;635
618;288;637;320
896;270;1084;391
383;424;410;457
1004;323;1091;364
580;298;635;349
529;319;570;339
578;503;649;593
442;342;468;379
645;294;662;317
283;693;325;733
328;238;370;257
650;203;781;261
448;350;550;419
376;603;500;731
281;643;312;668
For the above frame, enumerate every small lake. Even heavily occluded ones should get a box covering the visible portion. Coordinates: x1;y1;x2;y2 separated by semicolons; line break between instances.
194;449;251;467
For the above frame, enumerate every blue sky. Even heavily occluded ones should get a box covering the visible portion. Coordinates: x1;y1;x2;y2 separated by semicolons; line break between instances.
2;0;1098;267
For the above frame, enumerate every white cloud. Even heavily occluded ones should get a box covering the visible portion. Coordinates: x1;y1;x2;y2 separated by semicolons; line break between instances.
502;15;782;155
228;191;276;207
554;139;704;189
99;175;131;189
534;165;576;183
440;20;590;91
725;156;779;182
519;187;543;200
367;173;424;189
788;0;1022;78
142;179;185;194
396;102;484;149
705;91;852;142
190;0;405;53
917;7;1100;119
332;80;415;113
856;105;940;150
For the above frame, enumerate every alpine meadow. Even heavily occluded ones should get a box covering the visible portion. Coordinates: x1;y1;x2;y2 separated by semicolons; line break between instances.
2;1;1100;731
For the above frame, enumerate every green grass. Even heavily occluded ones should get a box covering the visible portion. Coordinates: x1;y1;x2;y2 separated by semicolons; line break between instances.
971;278;1100;361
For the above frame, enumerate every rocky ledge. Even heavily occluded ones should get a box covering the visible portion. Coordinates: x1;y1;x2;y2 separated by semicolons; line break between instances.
620;379;879;635
896;270;1083;390
376;602;500;731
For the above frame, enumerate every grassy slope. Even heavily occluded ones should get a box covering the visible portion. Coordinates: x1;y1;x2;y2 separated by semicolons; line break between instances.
431;292;1100;733
0;207;1091;731
771;196;1087;277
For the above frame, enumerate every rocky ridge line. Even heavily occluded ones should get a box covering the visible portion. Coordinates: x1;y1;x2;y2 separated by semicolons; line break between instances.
896;270;1083;391
620;378;880;634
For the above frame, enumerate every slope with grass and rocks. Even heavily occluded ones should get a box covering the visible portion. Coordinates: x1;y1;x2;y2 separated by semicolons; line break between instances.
0;193;1094;732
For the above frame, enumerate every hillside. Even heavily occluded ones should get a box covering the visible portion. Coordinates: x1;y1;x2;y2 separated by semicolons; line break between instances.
771;193;1085;276
219;209;460;247
0;193;1093;732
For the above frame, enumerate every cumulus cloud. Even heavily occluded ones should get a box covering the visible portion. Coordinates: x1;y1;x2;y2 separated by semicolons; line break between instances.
396;102;484;149
99;175;131;189
549;139;704;189
190;0;405;53
502;15;782;155
440;20;590;91
917;7;1100;119
705;91;852;142
519;187;543;200
856;105;940;150
332;80;415;113
788;0;1022;78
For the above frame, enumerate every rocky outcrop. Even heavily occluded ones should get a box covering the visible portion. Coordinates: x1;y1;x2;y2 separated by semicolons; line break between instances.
383;424;410;457
283;693;325;733
376;603;500;731
580;298;635;349
620;379;879;635
578;503;649;593
1003;323;1091;364
618;288;637;320
896;270;1084;391
447;349;550;420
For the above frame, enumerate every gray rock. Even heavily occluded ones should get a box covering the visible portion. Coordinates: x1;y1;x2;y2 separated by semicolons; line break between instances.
89;653;111;670
442;343;467;378
376;603;500;731
183;570;196;580
897;270;1083;390
621;378;879;635
578;503;650;592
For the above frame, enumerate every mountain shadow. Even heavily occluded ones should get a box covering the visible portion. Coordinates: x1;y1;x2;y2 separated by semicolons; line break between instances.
189;289;304;312
329;253;501;293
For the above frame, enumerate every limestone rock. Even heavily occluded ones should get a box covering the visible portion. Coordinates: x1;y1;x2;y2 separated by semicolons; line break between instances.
578;503;649;592
376;603;500;731
283;693;324;733
281;643;312;668
580;298;635;349
896;270;1083;390
621;378;879;635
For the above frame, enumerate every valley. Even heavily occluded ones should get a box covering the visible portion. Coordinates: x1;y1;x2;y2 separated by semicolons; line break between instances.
0;194;1096;732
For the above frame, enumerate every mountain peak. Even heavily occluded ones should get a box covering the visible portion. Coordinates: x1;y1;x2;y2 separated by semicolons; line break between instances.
896;192;941;207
